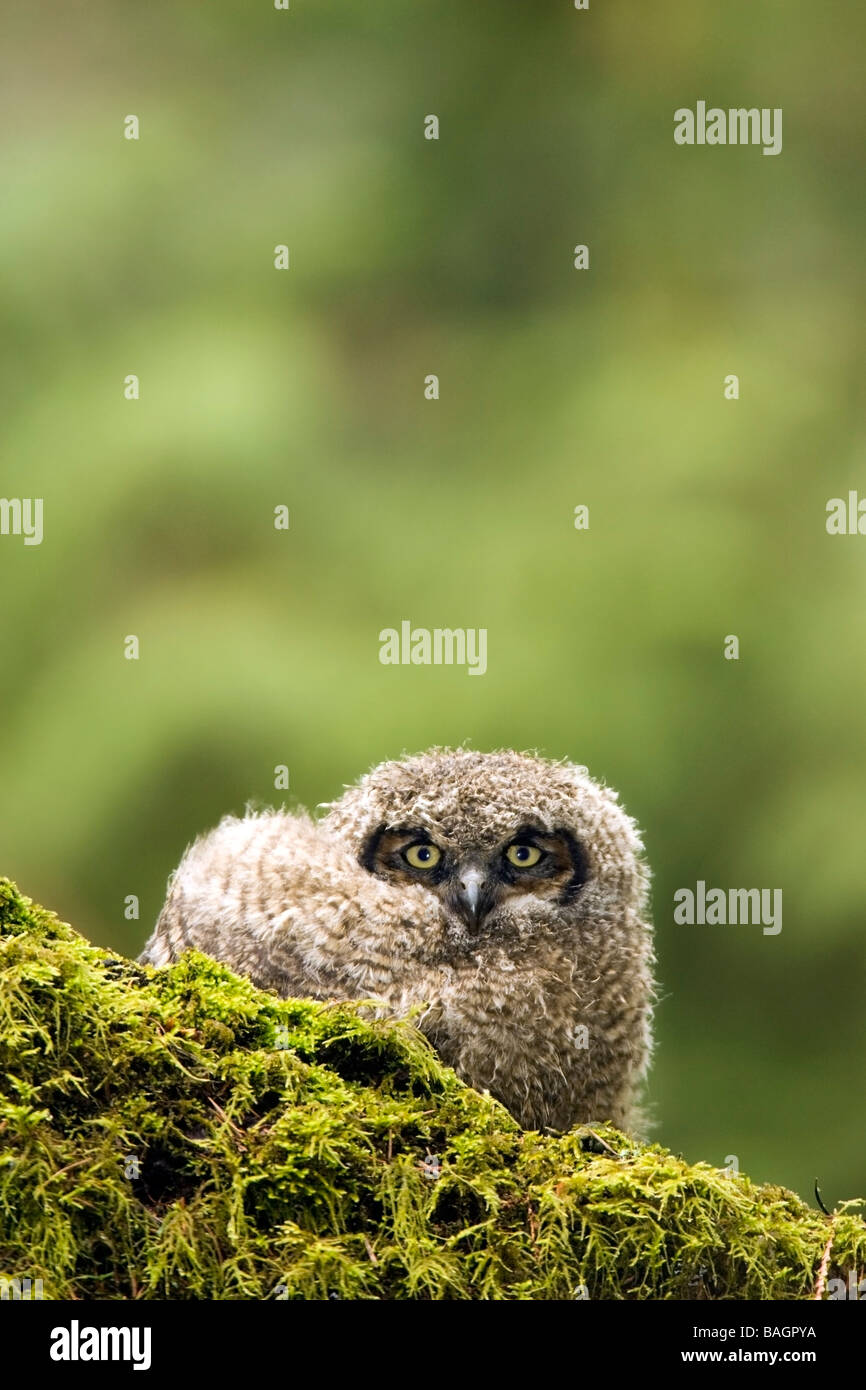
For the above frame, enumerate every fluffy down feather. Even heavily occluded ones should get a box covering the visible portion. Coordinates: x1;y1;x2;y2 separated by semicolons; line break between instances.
141;749;655;1133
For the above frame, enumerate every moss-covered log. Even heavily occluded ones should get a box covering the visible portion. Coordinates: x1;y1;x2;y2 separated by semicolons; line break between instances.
0;877;863;1301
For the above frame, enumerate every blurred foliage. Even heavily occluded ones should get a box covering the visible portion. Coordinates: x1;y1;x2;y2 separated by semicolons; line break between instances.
0;0;864;1207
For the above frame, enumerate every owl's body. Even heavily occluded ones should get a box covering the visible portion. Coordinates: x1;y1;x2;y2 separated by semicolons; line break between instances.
141;750;655;1133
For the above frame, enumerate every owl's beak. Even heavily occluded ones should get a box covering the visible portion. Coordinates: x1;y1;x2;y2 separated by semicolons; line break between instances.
454;867;487;931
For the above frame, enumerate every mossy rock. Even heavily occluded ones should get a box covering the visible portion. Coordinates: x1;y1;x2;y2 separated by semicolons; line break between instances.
0;878;862;1301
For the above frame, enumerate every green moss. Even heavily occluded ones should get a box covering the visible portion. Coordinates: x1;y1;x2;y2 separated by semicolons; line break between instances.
0;877;863;1301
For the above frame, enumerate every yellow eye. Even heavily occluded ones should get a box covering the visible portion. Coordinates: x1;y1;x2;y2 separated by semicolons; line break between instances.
506;843;542;868
404;843;441;870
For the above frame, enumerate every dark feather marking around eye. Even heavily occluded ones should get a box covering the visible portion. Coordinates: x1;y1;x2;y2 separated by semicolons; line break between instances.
359;825;388;875
360;825;447;883
504;826;590;896
500;825;590;899
560;831;591;901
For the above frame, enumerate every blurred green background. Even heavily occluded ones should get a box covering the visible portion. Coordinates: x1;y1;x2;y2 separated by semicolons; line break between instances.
2;0;864;1206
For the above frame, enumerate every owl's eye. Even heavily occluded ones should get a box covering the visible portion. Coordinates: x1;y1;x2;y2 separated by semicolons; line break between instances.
403;842;441;870
506;843;543;868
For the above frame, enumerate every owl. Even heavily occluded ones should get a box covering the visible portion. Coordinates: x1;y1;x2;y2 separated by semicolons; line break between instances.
140;749;655;1133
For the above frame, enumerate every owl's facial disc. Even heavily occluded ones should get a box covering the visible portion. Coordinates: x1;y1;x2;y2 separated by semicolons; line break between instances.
361;823;589;934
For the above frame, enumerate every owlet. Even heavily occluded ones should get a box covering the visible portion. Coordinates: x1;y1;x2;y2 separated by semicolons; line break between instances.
140;749;655;1133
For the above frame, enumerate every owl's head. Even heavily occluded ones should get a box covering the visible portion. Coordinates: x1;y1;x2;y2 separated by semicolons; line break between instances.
321;748;649;941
